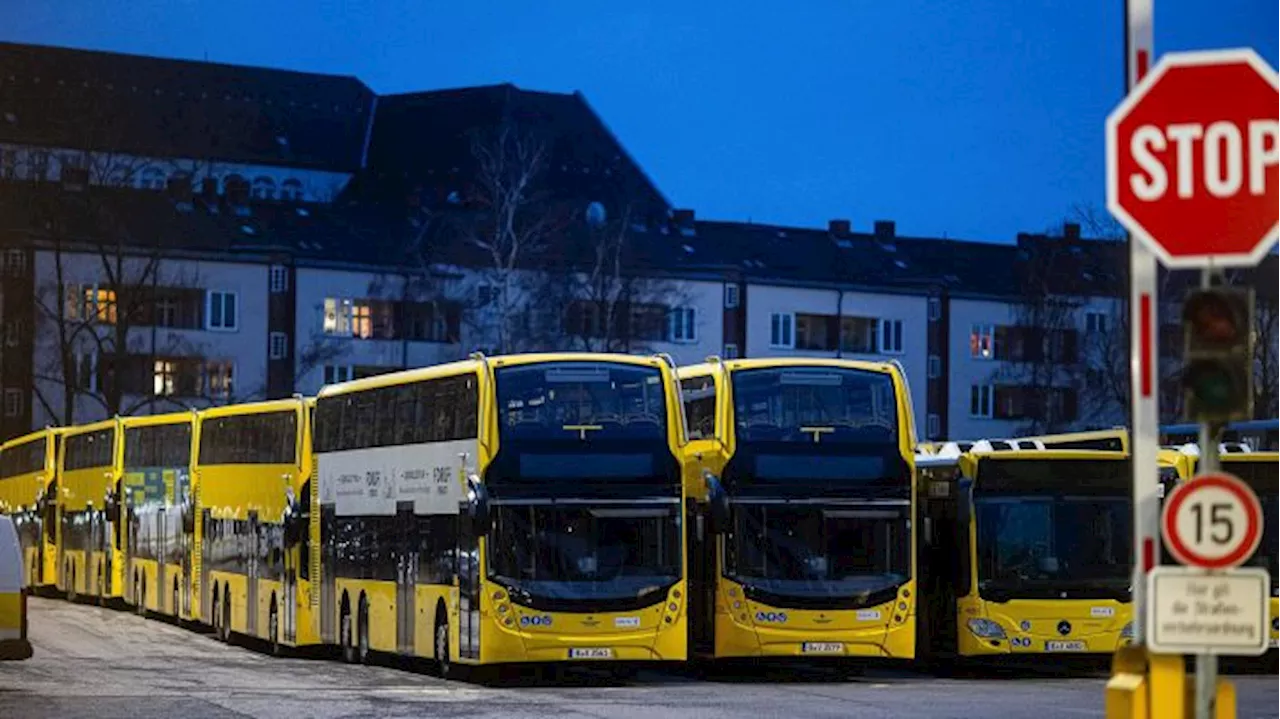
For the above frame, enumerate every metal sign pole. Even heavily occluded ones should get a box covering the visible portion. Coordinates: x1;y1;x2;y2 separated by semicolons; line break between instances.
1125;0;1159;646
1193;267;1222;719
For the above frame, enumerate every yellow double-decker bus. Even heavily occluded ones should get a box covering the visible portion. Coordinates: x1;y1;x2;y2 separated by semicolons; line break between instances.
0;429;62;591
195;397;316;653
917;445;1133;659
58;419;125;602
676;357;918;661
120;412;197;619
313;353;689;674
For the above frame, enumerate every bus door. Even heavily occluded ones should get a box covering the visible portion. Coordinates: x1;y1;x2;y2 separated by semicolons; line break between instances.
246;511;260;636
200;510;213;624
917;473;962;659
179;496;193;618
457;508;480;660
395;502;417;655
156;506;168;612
125;500;139;602
320;506;337;645
686;497;716;656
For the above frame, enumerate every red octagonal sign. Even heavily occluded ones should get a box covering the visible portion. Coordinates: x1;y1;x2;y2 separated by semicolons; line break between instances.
1107;49;1280;268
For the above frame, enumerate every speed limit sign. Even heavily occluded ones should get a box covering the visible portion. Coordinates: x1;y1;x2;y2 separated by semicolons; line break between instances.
1161;472;1264;569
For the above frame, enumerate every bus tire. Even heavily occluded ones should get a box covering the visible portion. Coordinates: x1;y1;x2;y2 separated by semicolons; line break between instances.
269;597;282;657
434;607;454;679
220;585;232;643
67;563;76;602
340;596;356;664
138;575;147;616
356;594;370;665
172;580;180;620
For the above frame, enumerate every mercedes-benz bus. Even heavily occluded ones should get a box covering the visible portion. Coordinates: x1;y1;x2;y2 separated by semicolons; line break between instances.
312;353;689;674
120;412;197;619
0;429;62;591
917;445;1133;659
194;397;316;653
676;357;918;660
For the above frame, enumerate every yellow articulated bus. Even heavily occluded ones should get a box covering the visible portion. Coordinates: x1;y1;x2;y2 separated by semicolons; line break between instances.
120;412;198;619
676;357;918;661
313;353;689;674
916;445;1134;659
58;419;125;602
0;429;62;592
195;397;316;653
1159;445;1278;651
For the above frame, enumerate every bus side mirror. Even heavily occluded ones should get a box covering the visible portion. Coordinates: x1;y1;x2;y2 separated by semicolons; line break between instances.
705;473;729;535
465;477;491;536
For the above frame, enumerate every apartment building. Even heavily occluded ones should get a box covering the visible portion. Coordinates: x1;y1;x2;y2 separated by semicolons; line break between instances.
2;42;1274;443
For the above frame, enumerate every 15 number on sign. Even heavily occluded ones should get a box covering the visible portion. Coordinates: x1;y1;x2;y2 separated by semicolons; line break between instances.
1189;502;1234;546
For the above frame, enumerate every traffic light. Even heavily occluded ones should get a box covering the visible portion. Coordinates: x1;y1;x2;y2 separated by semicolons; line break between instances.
1180;287;1254;423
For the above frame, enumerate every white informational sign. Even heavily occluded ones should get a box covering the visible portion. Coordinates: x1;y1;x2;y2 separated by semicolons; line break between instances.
1146;566;1271;656
317;439;474;516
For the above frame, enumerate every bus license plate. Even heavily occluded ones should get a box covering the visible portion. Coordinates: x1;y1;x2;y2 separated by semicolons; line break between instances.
569;648;614;659
802;642;844;654
1045;641;1086;652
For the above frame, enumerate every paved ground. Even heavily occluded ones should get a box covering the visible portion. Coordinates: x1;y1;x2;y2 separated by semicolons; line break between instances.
0;598;1275;719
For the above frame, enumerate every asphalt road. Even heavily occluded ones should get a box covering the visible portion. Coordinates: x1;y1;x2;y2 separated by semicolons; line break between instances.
1;597;1275;719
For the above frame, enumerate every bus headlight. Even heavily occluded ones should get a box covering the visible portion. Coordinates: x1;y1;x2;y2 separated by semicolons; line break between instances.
966;618;1006;639
1120;622;1134;639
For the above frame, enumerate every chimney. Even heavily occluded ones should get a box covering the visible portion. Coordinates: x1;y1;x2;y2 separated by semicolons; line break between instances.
828;219;851;237
874;220;896;238
671;208;696;237
1063;222;1081;240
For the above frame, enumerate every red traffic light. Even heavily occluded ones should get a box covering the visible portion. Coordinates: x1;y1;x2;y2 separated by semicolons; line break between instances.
1182;289;1249;348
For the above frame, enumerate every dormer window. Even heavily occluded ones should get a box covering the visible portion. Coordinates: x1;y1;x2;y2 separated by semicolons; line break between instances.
251;176;276;200
279;178;303;201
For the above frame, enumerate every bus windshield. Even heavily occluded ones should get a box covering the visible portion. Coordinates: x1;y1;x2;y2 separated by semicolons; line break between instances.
488;503;681;607
725;504;909;600
975;495;1131;597
731;366;897;444
495;362;667;443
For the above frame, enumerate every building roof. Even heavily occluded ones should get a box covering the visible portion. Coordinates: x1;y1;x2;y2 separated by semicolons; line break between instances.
354;84;670;222
0;42;375;172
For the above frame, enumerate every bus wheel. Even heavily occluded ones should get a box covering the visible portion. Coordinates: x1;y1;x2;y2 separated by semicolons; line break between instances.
269;599;282;657
66;563;76;602
172;581;180;621
220;586;232;643
340;604;356;664
137;576;147;616
434;613;453;679
356;596;370;665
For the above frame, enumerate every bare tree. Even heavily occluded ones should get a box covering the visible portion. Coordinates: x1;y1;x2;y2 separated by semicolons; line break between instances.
25;168;232;425
522;206;692;354
449;123;564;355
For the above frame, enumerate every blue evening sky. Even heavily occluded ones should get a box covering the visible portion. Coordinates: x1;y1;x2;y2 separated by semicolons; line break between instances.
2;1;1276;242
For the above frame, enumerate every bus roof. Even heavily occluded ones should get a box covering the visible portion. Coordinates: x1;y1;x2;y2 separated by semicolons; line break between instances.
120;410;197;428
197;397;307;420
317;352;671;399
677;356;900;379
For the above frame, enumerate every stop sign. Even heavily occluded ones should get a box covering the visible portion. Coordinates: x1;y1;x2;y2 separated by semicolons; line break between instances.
1107;49;1280;268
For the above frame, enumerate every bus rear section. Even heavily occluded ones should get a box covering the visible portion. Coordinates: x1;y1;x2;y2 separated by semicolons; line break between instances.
679;358;918;661
195;398;316;651
316;354;689;673
58;420;125;602
919;449;1133;659
120;413;197;619
0;429;61;592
